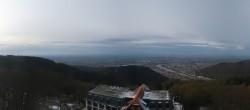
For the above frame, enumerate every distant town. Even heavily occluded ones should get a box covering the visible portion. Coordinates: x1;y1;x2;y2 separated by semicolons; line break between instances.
1;55;250;110
48;56;247;80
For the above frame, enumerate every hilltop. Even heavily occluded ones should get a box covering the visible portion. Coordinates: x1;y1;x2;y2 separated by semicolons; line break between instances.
197;59;250;79
75;65;168;86
0;55;167;95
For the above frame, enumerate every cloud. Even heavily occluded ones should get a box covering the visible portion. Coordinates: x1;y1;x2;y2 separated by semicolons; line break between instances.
0;0;249;55
37;35;231;51
235;45;244;50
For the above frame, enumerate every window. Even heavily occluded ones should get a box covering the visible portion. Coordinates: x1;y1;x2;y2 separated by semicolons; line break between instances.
106;99;111;104
93;102;98;107
93;95;98;101
87;100;92;105
150;101;155;108
100;97;104;102
106;106;112;110
87;106;92;110
117;101;122;106
158;102;162;108
166;102;170;108
88;94;93;99
99;104;104;109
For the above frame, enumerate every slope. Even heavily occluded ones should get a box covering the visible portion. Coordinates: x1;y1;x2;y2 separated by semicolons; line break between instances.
197;60;250;79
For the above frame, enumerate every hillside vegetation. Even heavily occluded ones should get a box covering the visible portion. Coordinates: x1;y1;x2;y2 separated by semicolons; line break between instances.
75;65;168;87
0;55;167;96
0;55;168;109
161;79;250;110
1;55;250;110
197;60;250;79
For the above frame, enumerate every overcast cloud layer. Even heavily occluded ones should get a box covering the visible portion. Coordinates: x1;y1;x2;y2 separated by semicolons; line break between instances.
0;0;250;56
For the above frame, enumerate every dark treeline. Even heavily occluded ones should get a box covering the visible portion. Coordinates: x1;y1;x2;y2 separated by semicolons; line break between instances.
0;55;166;95
0;55;167;109
1;55;250;110
197;59;250;79
162;77;250;110
0;55;96;97
75;65;168;87
0;55;95;109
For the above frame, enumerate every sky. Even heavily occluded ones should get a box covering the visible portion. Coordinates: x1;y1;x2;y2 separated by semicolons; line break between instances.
0;0;250;56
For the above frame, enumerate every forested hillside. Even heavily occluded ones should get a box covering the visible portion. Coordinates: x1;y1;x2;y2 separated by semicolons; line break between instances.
162;79;250;110
75;65;168;86
197;60;250;79
0;55;167;96
1;55;250;110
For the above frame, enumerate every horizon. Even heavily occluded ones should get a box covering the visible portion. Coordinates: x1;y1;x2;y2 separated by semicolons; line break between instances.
1;0;250;56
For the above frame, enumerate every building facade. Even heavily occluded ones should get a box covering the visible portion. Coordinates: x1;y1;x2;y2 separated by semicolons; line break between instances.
85;85;181;110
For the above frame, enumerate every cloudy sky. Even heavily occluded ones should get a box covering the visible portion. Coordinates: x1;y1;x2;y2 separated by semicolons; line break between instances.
0;0;250;56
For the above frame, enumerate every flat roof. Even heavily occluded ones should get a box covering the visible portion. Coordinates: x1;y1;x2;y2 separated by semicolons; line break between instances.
89;85;170;100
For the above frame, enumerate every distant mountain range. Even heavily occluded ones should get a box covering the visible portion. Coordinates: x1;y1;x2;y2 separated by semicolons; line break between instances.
197;60;250;79
0;55;167;95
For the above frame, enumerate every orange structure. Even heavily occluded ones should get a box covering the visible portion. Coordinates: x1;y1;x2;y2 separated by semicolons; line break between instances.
122;84;149;110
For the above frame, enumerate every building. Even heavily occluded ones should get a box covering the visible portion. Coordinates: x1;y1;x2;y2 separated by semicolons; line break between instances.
85;84;183;110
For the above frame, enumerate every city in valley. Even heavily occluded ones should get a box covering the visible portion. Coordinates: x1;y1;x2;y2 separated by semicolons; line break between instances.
49;56;247;80
1;0;250;109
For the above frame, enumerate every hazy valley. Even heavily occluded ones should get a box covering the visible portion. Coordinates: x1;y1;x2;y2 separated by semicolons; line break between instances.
48;56;249;80
1;55;250;110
